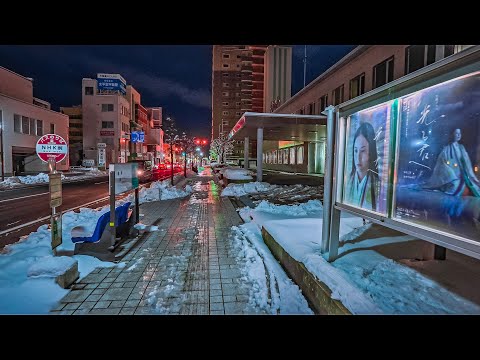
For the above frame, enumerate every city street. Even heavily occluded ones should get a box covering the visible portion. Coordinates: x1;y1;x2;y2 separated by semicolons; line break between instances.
0;169;181;249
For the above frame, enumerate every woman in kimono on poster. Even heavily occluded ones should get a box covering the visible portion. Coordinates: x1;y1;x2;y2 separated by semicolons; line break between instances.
425;128;480;197
345;122;380;211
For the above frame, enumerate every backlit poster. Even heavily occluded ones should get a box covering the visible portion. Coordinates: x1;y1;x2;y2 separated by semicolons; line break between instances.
343;102;392;215
394;72;480;241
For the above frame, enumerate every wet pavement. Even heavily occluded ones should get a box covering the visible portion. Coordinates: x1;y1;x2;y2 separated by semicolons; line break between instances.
51;168;263;315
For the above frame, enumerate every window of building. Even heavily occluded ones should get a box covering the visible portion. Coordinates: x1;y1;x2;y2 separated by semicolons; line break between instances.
30;118;36;136
273;150;277;164
236;112;241;116
22;116;30;135
223;102;229;106
222;83;229;88
102;121;114;128
350;73;365;99
319;94;328;114
290;147;295;164
222;54;230;59
236;102;241;107
222;73;229;77
332;85;344;106
236;74;241;78
298;108;304;115
14;114;21;133
235;83;240;87
236;64;240;68
222;120;229;126
236;93;241;97
50;123;55;134
85;86;94;95
222;91;229;97
102;104;114;112
308;103;315;115
222;63;229;68
444;45;455;57
405;45;455;75
297;146;304;164
222;111;229;116
278;150;283;164
373;56;394;89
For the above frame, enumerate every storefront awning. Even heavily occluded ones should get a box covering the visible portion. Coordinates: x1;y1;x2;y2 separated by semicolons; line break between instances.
228;112;327;142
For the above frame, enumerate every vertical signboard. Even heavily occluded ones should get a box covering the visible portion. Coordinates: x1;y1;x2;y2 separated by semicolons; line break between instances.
98;143;106;168
394;72;480;242
343;102;393;214
110;163;139;195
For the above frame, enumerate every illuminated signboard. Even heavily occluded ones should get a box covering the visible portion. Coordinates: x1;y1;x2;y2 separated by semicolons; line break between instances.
228;116;246;139
278;140;304;149
342;102;393;215
394;72;480;242
97;73;126;95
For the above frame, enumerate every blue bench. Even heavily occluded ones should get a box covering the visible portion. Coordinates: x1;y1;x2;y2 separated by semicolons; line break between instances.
72;202;136;261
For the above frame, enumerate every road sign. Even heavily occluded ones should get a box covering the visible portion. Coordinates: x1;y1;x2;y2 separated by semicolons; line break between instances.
49;173;62;208
51;213;62;250
97;143;107;149
98;148;106;167
36;134;68;163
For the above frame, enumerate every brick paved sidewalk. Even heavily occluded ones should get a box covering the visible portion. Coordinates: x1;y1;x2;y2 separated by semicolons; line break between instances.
51;169;261;315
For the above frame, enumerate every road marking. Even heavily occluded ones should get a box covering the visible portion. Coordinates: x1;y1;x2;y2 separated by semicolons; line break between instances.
7;220;20;226
0;196;110;236
0;192;50;203
95;181;108;185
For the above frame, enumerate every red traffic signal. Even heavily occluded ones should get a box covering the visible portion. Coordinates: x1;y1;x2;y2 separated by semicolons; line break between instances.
195;139;200;145
202;140;207;145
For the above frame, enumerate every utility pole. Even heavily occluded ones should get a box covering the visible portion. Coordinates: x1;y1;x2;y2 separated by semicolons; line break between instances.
303;45;307;88
0;110;4;181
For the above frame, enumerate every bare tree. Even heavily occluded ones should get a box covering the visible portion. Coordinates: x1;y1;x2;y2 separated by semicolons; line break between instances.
161;116;179;186
178;133;196;177
210;133;234;164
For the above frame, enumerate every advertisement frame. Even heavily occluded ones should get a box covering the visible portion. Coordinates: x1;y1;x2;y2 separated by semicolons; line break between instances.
327;46;480;261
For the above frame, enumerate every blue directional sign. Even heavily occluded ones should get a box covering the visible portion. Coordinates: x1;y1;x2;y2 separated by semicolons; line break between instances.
131;131;144;143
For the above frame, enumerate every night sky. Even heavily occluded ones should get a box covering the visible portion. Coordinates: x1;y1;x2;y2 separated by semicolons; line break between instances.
0;45;355;138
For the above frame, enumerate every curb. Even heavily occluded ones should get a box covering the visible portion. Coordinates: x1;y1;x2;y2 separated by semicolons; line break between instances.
261;227;351;315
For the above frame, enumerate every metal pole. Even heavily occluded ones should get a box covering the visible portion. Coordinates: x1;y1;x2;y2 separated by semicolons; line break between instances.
109;171;116;249
135;187;139;224
0;111;4;181
303;45;307;88
244;137;249;169
321;106;335;254
256;128;263;182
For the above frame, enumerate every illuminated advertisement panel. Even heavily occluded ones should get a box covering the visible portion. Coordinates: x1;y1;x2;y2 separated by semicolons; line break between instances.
343;102;392;215
394;72;480;242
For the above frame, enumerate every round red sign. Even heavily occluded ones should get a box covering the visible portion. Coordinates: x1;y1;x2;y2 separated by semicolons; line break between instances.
36;134;68;163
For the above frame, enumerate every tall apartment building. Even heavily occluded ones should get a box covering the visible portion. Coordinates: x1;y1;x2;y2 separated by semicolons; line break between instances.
0;66;69;176
60;105;83;166
82;74;131;166
211;45;292;163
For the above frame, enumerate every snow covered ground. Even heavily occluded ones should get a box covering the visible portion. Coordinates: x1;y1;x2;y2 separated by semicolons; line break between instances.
0;176;192;314
237;200;480;314
0;169;108;189
223;168;253;180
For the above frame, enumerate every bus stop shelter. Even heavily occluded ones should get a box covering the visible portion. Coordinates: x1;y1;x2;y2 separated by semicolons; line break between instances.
228;112;326;181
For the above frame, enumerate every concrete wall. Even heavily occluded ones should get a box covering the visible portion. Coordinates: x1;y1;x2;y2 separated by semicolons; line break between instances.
0;67;34;103
0;94;69;175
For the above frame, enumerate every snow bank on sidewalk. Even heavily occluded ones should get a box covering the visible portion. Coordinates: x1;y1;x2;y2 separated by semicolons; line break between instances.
221;182;277;197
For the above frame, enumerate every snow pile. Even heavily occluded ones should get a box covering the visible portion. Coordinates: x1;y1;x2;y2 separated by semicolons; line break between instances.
238;197;480;314
138;179;193;203
221;182;278;197
134;223;159;232
230;223;313;314
224;168;253;180
18;173;66;184
254;199;323;216
27;256;77;278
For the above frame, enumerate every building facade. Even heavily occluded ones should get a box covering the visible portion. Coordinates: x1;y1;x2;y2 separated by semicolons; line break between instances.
60;105;83;166
82;74;130;166
211;45;292;163
0;66;69;176
146;107;164;164
263;45;473;175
